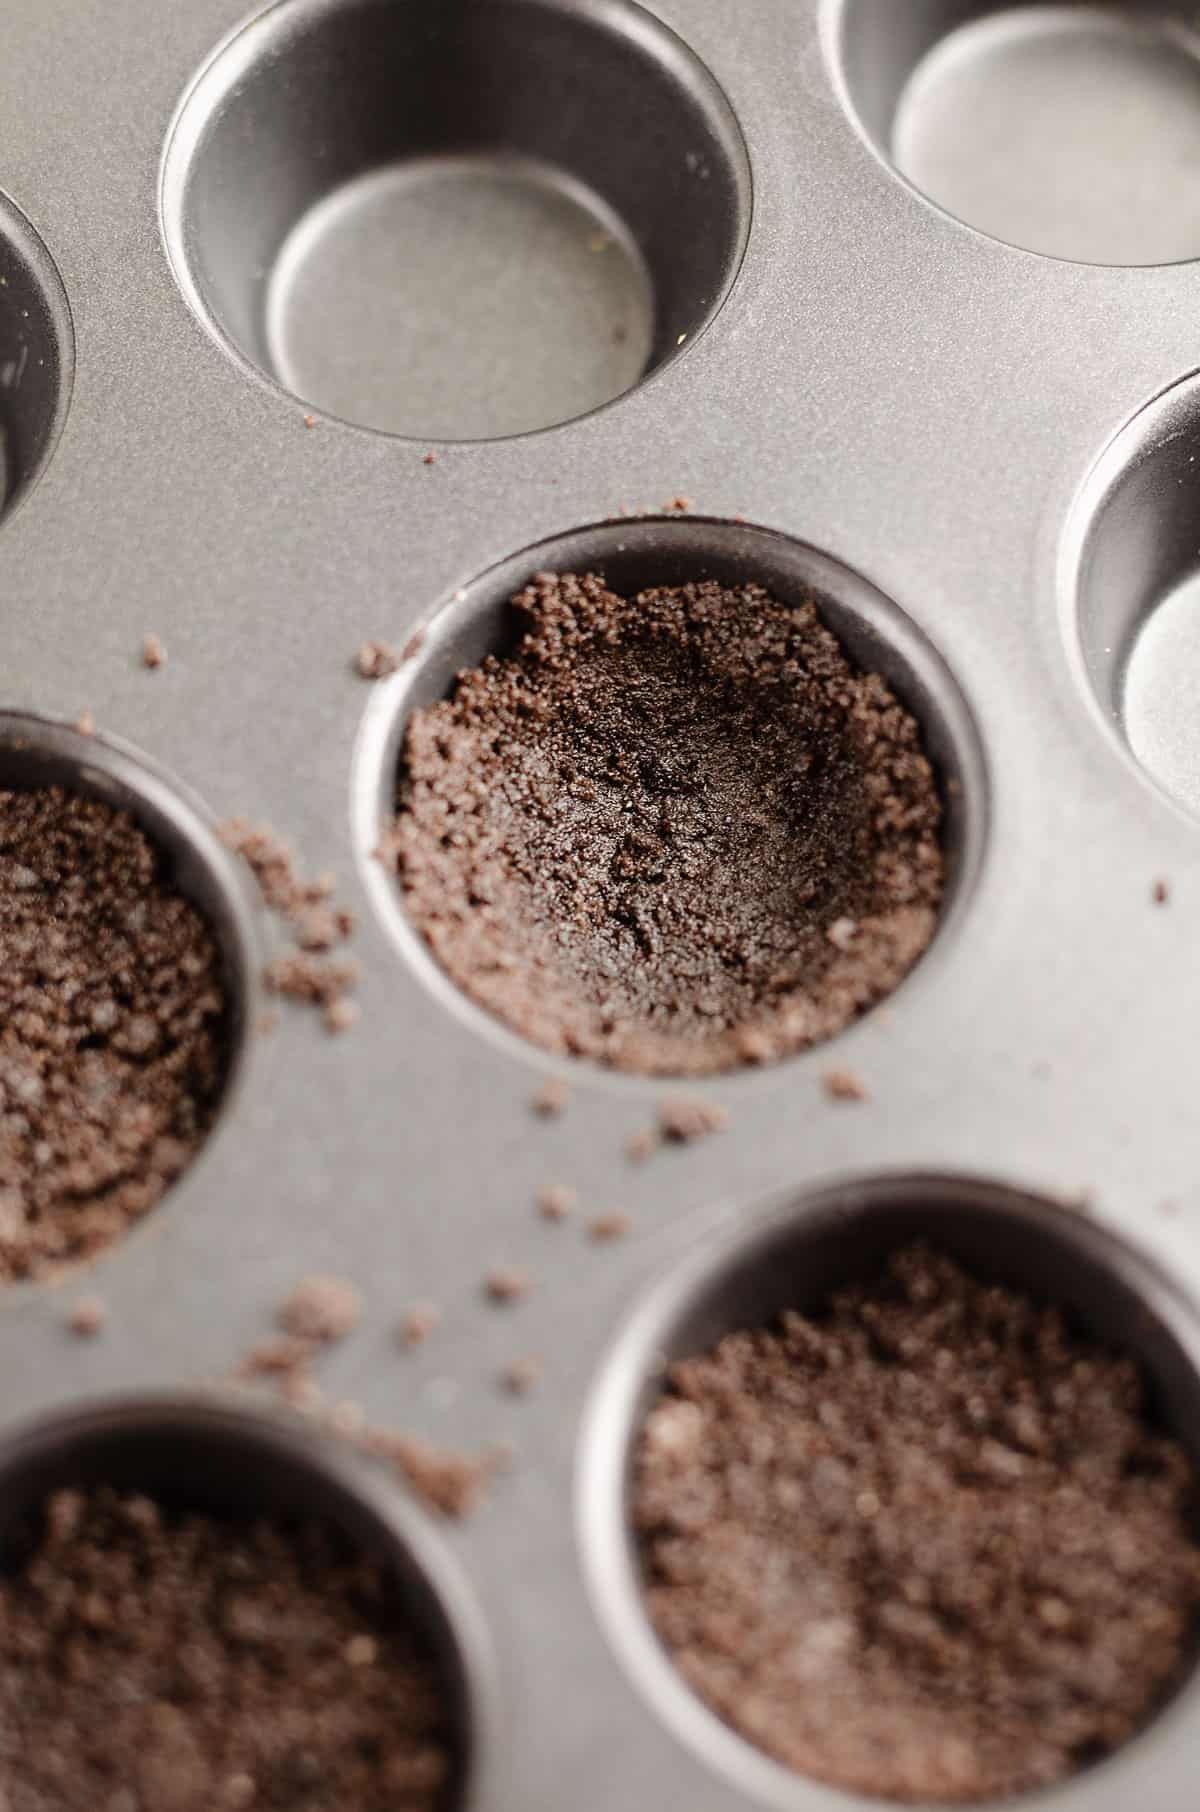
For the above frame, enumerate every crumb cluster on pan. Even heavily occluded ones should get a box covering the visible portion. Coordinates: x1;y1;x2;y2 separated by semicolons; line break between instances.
392;571;944;1075
0;1484;455;1811
633;1244;1200;1804
0;786;230;1280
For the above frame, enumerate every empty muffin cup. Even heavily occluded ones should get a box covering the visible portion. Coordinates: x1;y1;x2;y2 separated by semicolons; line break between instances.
832;3;1200;264
1065;370;1200;825
580;1174;1200;1808
161;0;751;439
0;191;72;519
363;519;983;1077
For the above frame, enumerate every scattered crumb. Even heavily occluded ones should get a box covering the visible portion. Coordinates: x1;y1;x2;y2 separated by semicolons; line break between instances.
279;1275;362;1344
67;1295;106;1338
356;640;400;680
75;709;96;737
323;997;359;1035
365;1431;497;1518
658;1097;730;1144
402;629;426;663
295;906;340;952
532;1077;569;1119
625;1128;658;1163
824;1067;869;1103
501;1358;542;1396
219;818;358;1028
399;1303;440;1349
588;1212;632;1244
485;1267;529;1306
303;413;316;429
141;633;165;670
665;495;692;514
537;1182;576;1223
1153;879;1170;906
236;1335;313;1381
422;452;437;466
265;953;359;1007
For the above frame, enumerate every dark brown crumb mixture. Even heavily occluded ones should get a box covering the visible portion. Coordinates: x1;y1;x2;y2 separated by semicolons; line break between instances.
0;787;229;1281
394;572;944;1075
0;1485;454;1811
634;1244;1200;1804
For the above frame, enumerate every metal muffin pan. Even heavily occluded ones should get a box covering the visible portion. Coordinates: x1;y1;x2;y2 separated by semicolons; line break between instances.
3;0;1200;1807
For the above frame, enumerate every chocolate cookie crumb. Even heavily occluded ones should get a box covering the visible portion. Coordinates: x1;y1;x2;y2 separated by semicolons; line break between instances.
141;633;165;670
356;640;400;681
279;1274;362;1344
625;1128;659;1163
67;1294;106;1337
369;1433;496;1519
0;786;229;1281
394;571;943;1074
0;1485;455;1810
501;1357;542;1396
634;1243;1200;1803
399;1303;440;1349
266;953;360;1006
537;1182;576;1222
324;997;359;1035
824;1066;868;1103
485;1266;529;1306
220;818;358;1028
532;1076;569;1118
1153;878;1170;905
659;1097;729;1144
237;1334;313;1382
588;1212;632;1243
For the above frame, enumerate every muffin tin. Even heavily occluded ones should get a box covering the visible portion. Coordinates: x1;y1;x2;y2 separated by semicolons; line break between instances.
5;0;1200;1807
